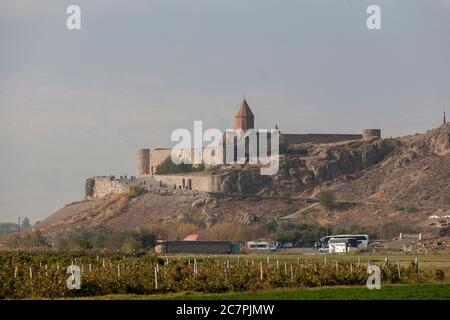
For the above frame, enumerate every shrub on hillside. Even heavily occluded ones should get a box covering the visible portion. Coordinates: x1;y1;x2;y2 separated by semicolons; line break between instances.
274;222;327;246
318;191;336;209
128;184;147;198
78;240;93;250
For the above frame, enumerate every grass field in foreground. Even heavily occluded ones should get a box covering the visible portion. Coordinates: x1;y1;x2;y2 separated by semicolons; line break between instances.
82;283;450;300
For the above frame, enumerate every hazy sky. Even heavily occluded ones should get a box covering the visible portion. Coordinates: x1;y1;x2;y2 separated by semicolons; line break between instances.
1;0;449;223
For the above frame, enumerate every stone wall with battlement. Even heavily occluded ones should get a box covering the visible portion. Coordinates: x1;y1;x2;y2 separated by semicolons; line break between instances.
138;148;211;177
153;174;215;192
93;177;128;198
91;176;160;198
281;133;363;145
90;174;214;198
281;129;381;145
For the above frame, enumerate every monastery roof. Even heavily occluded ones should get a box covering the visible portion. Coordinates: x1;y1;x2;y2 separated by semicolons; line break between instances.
234;98;254;118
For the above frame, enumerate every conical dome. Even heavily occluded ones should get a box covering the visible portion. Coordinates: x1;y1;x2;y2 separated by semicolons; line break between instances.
234;98;254;131
234;98;254;118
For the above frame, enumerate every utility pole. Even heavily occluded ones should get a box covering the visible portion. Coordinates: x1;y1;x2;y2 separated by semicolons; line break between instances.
444;111;447;124
378;216;382;240
18;216;21;237
326;213;332;236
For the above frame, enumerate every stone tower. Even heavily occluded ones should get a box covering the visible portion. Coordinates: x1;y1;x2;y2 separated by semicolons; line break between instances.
234;98;254;131
136;148;150;176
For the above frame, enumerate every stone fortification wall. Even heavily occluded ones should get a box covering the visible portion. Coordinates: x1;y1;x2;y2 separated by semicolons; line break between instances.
93;177;128;198
153;174;215;192
282;133;363;145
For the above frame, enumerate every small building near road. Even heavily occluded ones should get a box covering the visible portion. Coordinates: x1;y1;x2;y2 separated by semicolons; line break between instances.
155;240;232;254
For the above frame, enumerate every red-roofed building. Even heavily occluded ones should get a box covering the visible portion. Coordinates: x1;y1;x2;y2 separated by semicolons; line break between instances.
184;234;201;241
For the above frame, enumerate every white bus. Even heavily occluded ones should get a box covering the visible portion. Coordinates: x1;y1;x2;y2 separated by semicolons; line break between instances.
328;238;359;253
319;234;369;249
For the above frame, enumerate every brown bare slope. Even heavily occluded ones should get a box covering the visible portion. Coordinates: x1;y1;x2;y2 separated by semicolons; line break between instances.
30;191;300;242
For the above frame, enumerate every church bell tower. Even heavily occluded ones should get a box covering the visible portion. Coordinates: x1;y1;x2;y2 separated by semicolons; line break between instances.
234;98;254;131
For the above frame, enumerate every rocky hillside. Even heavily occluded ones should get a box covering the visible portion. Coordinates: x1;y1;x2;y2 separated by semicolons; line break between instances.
311;123;450;207
26;191;300;242
7;124;449;242
213;123;449;207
